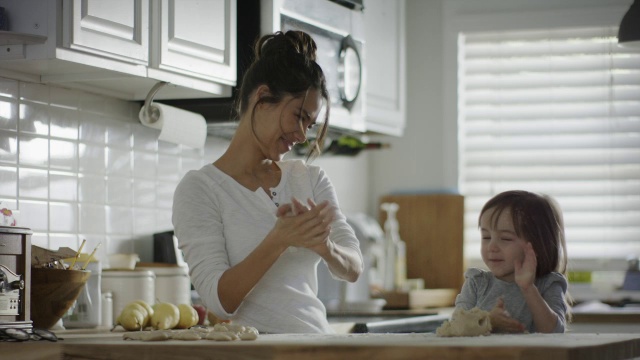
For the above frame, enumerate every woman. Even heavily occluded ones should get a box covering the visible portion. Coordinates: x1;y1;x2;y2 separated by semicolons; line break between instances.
172;30;363;334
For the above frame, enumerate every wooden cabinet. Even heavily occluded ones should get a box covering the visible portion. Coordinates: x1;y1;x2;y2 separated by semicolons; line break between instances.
0;0;236;100
364;0;406;136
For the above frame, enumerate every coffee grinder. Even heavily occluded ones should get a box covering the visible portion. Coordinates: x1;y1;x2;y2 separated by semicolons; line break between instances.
0;226;32;331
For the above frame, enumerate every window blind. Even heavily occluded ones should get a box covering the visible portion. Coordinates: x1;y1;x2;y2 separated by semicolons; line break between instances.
459;26;640;261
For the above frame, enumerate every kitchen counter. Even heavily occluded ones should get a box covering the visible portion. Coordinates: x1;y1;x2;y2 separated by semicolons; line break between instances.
573;310;640;324
568;308;640;334
3;330;640;360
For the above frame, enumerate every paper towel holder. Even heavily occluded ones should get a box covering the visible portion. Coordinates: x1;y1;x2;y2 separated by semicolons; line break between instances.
138;81;208;149
139;81;169;125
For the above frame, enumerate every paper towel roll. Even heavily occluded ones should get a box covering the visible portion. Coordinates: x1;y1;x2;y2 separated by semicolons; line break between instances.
138;102;207;149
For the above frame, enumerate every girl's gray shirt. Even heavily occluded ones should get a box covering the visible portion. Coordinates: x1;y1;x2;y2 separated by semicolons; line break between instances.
455;268;568;333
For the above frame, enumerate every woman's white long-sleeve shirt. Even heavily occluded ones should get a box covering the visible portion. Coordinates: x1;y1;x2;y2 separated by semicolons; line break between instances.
172;159;362;334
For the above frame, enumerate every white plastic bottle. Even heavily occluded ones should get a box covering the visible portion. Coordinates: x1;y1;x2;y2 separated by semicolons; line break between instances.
381;202;407;292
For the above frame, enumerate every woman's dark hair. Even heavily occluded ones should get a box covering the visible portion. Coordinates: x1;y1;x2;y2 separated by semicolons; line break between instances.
236;30;330;160
479;190;568;278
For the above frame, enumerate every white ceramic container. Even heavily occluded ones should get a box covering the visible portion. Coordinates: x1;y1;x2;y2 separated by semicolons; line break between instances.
139;265;191;305
101;269;155;325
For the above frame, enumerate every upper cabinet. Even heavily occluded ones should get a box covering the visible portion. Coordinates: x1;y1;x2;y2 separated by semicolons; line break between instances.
64;0;149;65
148;0;236;92
0;0;236;100
364;0;406;136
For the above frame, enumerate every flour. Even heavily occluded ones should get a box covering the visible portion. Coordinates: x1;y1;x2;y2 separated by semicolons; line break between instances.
122;323;259;342
435;307;492;337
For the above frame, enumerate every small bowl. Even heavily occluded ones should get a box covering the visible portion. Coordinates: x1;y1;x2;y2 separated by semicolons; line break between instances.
107;253;140;270
30;267;91;329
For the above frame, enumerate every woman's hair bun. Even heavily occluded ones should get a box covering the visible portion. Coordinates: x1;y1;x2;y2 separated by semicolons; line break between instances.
236;29;330;160
255;30;318;63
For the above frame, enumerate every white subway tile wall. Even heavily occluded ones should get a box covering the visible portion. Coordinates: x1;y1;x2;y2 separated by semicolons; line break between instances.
0;77;220;263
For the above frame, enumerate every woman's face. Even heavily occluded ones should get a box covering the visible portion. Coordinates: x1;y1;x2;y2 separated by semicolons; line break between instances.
256;88;322;161
479;207;527;282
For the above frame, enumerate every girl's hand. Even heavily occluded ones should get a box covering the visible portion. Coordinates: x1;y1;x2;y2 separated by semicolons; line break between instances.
489;297;526;333
274;198;335;252
514;242;537;291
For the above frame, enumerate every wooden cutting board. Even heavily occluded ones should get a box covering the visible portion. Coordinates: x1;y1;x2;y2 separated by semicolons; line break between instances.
379;194;465;292
47;332;640;360
378;288;457;309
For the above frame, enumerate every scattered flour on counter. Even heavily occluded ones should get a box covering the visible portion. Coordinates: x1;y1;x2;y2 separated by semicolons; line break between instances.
122;323;259;342
436;307;492;337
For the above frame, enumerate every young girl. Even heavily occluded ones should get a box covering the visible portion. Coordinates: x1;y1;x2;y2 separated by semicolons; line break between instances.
455;190;570;333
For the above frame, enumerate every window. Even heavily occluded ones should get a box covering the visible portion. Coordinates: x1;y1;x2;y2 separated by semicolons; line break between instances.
459;26;640;262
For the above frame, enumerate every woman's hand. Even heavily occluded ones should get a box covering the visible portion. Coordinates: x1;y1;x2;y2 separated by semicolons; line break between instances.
273;198;335;252
515;242;537;291
489;297;526;333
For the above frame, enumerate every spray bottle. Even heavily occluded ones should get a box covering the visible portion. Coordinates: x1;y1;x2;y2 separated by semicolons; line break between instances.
381;202;407;292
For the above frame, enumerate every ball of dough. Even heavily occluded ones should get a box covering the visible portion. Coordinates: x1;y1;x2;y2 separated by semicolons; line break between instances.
436;307;492;337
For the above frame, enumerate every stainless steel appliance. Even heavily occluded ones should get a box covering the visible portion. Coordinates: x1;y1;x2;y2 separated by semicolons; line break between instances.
0;226;32;331
162;0;366;136
264;0;366;132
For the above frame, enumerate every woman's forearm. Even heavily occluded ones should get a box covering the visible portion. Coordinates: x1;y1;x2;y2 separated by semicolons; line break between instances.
318;240;362;282
217;232;287;313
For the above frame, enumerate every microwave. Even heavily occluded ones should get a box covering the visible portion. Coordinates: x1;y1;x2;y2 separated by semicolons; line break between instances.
161;0;365;136
262;0;366;132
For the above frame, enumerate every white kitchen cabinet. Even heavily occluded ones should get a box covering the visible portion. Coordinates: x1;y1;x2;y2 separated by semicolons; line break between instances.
63;0;149;65
0;0;236;100
364;0;406;136
149;0;236;88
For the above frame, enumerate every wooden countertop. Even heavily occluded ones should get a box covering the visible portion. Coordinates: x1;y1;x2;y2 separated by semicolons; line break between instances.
330;307;640;324
4;330;640;360
573;311;640;323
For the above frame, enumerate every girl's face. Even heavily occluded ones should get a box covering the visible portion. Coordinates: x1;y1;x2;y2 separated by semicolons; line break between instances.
479;207;527;282
257;88;322;161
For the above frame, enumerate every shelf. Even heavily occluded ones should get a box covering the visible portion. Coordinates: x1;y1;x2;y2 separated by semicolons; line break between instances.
0;30;47;46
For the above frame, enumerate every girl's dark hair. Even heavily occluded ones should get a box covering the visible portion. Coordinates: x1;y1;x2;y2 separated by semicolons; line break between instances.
479;190;568;278
236;30;330;160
